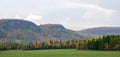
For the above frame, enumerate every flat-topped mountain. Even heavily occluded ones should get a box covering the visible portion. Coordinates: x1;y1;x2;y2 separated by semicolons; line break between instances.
0;19;40;33
40;24;93;40
0;19;93;41
40;24;65;29
2;19;120;41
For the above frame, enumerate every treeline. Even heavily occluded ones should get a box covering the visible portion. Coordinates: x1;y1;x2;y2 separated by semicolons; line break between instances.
77;35;120;50
0;35;120;50
0;40;76;50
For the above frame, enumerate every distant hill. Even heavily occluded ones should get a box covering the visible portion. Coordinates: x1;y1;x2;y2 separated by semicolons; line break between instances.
0;19;94;41
80;27;120;36
40;24;94;40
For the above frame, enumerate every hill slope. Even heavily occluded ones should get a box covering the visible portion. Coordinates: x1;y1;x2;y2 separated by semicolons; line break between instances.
80;27;120;36
0;19;41;41
40;24;93;40
0;19;93;41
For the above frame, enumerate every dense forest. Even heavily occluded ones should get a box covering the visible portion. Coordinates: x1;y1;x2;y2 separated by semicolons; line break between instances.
77;35;120;50
0;19;94;41
0;35;120;51
0;19;120;51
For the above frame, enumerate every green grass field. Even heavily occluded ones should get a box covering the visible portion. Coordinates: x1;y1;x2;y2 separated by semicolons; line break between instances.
0;49;120;57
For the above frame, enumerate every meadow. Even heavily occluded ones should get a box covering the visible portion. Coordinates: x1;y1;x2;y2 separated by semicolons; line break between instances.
0;49;120;57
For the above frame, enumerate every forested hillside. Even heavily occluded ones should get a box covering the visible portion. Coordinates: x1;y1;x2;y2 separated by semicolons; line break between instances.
80;27;120;36
0;19;120;51
40;24;94;40
0;19;94;41
0;35;119;51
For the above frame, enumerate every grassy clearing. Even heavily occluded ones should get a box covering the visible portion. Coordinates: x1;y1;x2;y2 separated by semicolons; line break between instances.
0;49;120;57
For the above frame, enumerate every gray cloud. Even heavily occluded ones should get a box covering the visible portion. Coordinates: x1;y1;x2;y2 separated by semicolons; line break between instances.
0;0;120;30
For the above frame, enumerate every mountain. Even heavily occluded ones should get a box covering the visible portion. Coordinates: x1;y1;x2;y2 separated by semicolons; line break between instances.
0;19;93;41
40;24;94;40
0;19;41;41
80;27;120;36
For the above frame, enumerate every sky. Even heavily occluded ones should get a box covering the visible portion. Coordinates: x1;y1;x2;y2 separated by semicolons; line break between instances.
0;0;120;30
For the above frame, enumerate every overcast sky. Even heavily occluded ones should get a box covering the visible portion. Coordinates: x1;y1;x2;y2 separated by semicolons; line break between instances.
0;0;120;30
